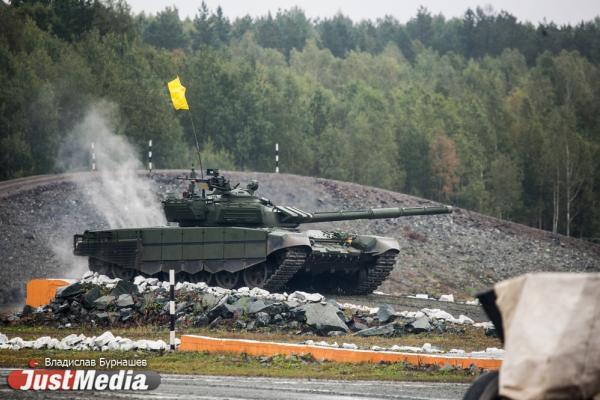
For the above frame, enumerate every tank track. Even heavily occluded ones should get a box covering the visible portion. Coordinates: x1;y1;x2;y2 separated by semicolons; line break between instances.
353;251;399;295
263;247;309;293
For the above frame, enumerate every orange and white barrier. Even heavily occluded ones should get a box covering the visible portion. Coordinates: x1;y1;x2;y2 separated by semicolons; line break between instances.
180;335;501;370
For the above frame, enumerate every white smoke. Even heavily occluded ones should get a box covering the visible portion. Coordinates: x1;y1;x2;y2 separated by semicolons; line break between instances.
50;237;87;278
50;103;166;279
64;103;166;228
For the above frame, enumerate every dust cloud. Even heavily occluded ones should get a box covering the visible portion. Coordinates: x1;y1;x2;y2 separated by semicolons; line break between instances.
63;104;166;228
53;103;166;278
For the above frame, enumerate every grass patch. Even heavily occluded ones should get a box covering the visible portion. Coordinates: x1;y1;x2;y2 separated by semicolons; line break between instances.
0;349;478;382
0;324;501;352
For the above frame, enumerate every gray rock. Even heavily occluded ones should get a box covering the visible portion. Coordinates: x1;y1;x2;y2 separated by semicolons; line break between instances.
70;301;82;313
432;320;447;333
147;340;167;351
94;312;110;323
234;319;247;329
377;304;396;323
355;323;397;337
57;302;70;313
57;282;85;298
208;316;223;328
256;312;271;327
21;305;35;315
408;316;432;333
289;307;306;322
93;295;115;310
327;331;347;337
94;331;115;347
226;297;251;315
207;295;232;320
247;299;269;314
116;294;134;308
138;293;155;313
352;321;369;331
199;293;221;310
110;280;138;297
272;314;283;323
285;300;301;309
119;308;133;322
289;291;323;302
193;314;209;327
176;301;193;314
300;303;349;335
246;320;256;331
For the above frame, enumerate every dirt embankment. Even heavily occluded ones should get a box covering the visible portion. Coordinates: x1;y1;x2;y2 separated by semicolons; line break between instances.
1;171;598;309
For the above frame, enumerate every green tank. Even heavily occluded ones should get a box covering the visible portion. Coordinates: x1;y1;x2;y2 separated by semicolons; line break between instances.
73;169;452;294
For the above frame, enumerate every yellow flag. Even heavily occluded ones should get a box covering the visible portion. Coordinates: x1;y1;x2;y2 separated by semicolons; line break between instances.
167;76;189;110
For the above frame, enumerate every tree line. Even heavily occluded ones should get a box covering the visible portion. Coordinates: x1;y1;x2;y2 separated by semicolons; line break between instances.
0;1;599;239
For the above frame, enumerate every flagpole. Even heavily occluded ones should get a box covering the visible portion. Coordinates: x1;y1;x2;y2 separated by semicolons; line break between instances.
187;111;204;179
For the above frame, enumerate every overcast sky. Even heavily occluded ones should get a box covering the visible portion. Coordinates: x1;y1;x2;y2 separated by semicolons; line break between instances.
127;0;600;25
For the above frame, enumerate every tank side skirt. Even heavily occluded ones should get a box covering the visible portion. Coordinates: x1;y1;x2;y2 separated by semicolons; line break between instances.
138;257;267;275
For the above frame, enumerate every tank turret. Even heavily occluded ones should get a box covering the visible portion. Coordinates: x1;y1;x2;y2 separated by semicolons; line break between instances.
163;169;452;228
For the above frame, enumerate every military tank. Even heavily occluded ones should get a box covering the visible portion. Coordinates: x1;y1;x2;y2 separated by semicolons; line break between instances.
73;169;452;294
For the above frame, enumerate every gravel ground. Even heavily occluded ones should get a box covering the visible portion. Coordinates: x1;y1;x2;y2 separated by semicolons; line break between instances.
1;170;599;310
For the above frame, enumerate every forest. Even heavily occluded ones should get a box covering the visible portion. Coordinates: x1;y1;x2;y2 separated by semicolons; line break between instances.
0;0;599;239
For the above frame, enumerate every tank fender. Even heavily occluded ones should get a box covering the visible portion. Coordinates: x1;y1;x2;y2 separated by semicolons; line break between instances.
353;235;400;255
267;231;312;255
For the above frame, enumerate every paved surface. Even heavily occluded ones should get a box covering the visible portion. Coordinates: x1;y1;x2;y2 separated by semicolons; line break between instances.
0;369;468;399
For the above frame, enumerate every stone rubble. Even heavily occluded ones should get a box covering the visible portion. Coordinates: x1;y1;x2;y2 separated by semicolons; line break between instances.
302;338;503;358
3;273;494;338
0;331;172;352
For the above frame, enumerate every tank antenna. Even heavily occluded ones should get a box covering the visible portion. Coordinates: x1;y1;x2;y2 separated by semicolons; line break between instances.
187;113;204;179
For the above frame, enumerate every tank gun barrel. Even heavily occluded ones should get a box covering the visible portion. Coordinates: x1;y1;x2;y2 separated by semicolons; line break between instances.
307;206;452;223
275;205;453;225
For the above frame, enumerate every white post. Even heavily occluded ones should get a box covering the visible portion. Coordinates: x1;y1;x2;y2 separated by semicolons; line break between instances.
275;143;279;174
148;139;153;173
169;269;175;351
91;142;96;172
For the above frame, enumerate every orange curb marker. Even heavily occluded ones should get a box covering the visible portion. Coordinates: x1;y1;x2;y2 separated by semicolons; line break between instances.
180;335;501;370
26;279;74;308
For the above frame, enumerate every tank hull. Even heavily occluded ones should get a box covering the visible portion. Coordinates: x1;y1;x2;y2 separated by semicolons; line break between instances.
74;226;399;294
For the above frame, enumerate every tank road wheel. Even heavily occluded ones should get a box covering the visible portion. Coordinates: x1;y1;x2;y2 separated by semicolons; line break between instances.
111;265;136;281
242;263;269;288
214;271;240;289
